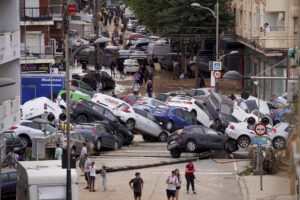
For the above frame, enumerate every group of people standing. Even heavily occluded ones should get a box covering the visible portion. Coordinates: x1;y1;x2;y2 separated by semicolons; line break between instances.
132;67;153;97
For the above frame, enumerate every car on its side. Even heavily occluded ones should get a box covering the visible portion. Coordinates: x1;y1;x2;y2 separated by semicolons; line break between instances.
167;125;238;158
152;105;194;131
122;94;140;106
187;88;211;98
133;97;167;112
10;120;56;148
3;131;23;153
74;123;121;151
123;59;140;74
92;93;126;110
155;91;187;103
167;96;213;128
71;79;97;97
1;169;17;199
71;100;133;145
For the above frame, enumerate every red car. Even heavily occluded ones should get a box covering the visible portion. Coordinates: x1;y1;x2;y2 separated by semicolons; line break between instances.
122;95;139;106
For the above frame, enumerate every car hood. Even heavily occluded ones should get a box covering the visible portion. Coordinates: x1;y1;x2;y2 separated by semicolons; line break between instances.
219;113;237;123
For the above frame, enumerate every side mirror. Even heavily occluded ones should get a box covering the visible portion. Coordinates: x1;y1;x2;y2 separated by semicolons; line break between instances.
247;117;256;125
47;113;55;122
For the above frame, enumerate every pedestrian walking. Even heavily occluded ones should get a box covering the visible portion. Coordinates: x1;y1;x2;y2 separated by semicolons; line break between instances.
132;80;140;96
146;80;153;97
101;165;107;191
55;143;63;160
6;148;17;169
185;161;196;194
175;169;182;200
89;161;96;192
84;154;91;189
78;143;87;174
110;60;116;78
117;59;124;78
129;172;144;200
133;72;140;83
166;170;179;200
139;70;144;85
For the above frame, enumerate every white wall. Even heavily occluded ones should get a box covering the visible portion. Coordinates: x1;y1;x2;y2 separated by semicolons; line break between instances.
0;0;20;33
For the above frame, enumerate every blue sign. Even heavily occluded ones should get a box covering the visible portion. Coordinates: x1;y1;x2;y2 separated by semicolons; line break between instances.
254;136;268;145
213;62;222;71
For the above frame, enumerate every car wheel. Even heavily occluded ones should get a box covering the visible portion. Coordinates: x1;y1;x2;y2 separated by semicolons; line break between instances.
117;132;126;145
126;119;135;130
76;114;88;124
95;139;101;151
225;140;238;153
170;148;182;158
71;147;76;155
185;139;197;152
272;137;286;150
237;135;250;148
159;132;168;142
19;135;31;148
164;120;173;131
190;110;197;119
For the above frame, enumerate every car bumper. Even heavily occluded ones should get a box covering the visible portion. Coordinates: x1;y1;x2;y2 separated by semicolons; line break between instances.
225;129;239;140
167;141;180;151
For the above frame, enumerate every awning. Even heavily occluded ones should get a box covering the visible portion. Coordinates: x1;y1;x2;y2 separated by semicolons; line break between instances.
21;58;55;64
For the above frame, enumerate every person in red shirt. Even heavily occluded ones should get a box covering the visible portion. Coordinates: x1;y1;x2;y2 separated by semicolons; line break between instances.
185;161;196;194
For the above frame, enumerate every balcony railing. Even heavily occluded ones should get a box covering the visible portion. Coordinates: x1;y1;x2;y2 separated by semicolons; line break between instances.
0;30;20;65
21;7;54;21
21;44;54;59
50;5;63;18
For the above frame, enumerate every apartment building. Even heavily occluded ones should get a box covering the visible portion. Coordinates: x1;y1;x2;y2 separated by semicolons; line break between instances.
0;0;21;133
231;0;298;101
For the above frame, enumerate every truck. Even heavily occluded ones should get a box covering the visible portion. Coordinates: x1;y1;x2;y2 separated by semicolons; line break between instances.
21;73;65;104
16;160;78;200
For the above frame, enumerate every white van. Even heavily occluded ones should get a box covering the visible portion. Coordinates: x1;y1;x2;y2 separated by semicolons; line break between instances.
17;160;78;200
147;42;171;64
92;93;127;110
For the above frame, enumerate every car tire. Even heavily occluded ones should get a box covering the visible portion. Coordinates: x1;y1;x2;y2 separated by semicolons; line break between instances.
76;114;88;124
19;135;31;148
164;120;173;131
126;119;135;130
117;132;126;145
225;140;238;153
272;137;286;150
190;110;197;119
170;148;182;158
159;132;168;142
185;139;197;152
95;139;101;151
237;135;250;148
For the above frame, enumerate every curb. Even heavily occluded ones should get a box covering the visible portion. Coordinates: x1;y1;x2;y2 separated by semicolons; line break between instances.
239;176;249;200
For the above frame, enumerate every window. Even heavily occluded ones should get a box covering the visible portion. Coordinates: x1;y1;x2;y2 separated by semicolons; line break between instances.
27;122;41;130
147;113;157;122
151;100;164;107
104;110;116;121
220;103;233;115
133;108;147;118
196;90;205;96
116;103;130;110
204;128;218;135
173;109;183;118
92;105;105;114
78;134;86;142
182;111;193;123
245;100;258;112
72;80;79;87
79;81;93;91
41;124;56;135
238;100;250;113
127;95;138;102
188;90;196;96
71;133;79;140
96;125;106;133
156;94;167;102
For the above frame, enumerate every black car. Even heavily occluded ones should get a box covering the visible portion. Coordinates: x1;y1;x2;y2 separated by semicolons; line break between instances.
3;131;23;153
73;70;115;91
204;93;238;132
167;125;238;158
71;100;134;145
1;169;17;199
74;123;120;150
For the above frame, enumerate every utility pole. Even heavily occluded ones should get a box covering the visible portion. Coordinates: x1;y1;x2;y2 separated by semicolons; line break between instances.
215;0;219;93
94;0;100;71
63;0;72;199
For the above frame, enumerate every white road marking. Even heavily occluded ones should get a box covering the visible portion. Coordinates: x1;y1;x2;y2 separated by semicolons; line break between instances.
231;154;239;181
195;184;217;194
151;172;233;175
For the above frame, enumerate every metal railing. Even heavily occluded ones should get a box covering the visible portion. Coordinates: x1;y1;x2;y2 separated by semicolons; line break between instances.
21;44;54;59
21;7;60;21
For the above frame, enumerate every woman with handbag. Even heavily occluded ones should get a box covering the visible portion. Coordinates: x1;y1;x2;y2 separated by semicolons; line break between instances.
185;161;196;194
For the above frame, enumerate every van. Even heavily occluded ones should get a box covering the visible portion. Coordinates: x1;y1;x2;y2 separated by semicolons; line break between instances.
147;43;171;65
17;160;78;200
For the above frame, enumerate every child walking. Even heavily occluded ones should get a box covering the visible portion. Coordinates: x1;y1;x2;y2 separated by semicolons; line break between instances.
89;162;96;192
101;165;107;191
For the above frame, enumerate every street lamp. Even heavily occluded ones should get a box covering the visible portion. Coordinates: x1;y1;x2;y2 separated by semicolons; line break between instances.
219;50;238;61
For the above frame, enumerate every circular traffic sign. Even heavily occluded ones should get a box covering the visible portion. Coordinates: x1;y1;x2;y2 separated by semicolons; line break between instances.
254;123;267;136
213;71;222;79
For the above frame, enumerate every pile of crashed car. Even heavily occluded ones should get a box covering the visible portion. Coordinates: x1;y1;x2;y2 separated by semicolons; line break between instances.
6;86;293;159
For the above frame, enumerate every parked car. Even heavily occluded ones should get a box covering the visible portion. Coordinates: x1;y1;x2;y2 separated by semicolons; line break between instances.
71;100;133;145
155;91;187;103
10;120;56;148
187;88;211;98
122;94;140;106
276;92;288;106
123;59;140;74
3;131;23;153
71;79;97;97
167;96;213;128
167;125;238;158
147;42;171;65
204;93;238;132
152;105;194;131
21;97;65;122
134;97;167;112
269;122;292;150
57;90;91;102
92;93;127;110
74;123;120;151
1;169;17;199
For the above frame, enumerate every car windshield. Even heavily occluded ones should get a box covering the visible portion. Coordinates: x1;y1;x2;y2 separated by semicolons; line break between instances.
252;110;267;119
220;103;233;115
41;124;56;135
245;100;258;112
127;96;138;102
116;103;130;110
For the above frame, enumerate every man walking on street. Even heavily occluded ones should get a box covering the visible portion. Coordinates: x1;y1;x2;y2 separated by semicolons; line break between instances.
78;143;87;174
166;170;179;200
185;160;196;194
129;172;144;200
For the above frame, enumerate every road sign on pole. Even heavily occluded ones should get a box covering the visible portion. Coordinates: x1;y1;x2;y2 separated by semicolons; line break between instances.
213;71;222;79
254;136;268;145
254;123;267;136
212;61;222;71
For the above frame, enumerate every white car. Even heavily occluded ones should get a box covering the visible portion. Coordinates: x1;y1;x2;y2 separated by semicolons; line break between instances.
123;59;140;74
21;97;65;122
187;88;211;97
129;50;147;59
269;122;292;150
92;93;126;110
10;120;56;148
225;122;272;148
167;96;213;128
113;104;169;142
276;92;288;106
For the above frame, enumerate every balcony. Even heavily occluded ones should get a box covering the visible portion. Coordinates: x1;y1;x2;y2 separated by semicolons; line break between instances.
21;44;54;60
0;30;20;65
266;0;286;12
0;96;20;133
50;5;63;20
21;7;53;21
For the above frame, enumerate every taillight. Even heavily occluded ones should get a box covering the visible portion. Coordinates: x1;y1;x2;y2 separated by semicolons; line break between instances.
53;100;57;103
178;132;185;135
272;128;277;133
121;109;131;113
10;126;18;130
64;139;72;142
130;50;135;53
230;125;235;130
96;100;100;104
44;103;47;110
168;100;174;102
93;127;96;134
184;101;192;104
165;110;169;116
139;102;147;105
75;101;83;106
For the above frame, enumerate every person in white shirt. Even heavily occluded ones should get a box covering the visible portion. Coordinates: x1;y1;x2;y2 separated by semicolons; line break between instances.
264;23;270;32
166;171;179;200
78;143;87;173
84;154;91;189
89;161;96;192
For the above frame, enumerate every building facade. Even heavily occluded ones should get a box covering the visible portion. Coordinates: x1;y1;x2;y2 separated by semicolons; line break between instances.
231;0;299;101
0;0;21;133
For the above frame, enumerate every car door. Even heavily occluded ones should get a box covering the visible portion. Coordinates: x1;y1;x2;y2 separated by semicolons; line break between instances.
232;99;250;122
103;125;115;148
171;109;185;127
203;128;224;148
91;104;106;121
96;125;109;147
26;122;44;137
132;108;148;132
194;101;212;127
190;127;207;148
